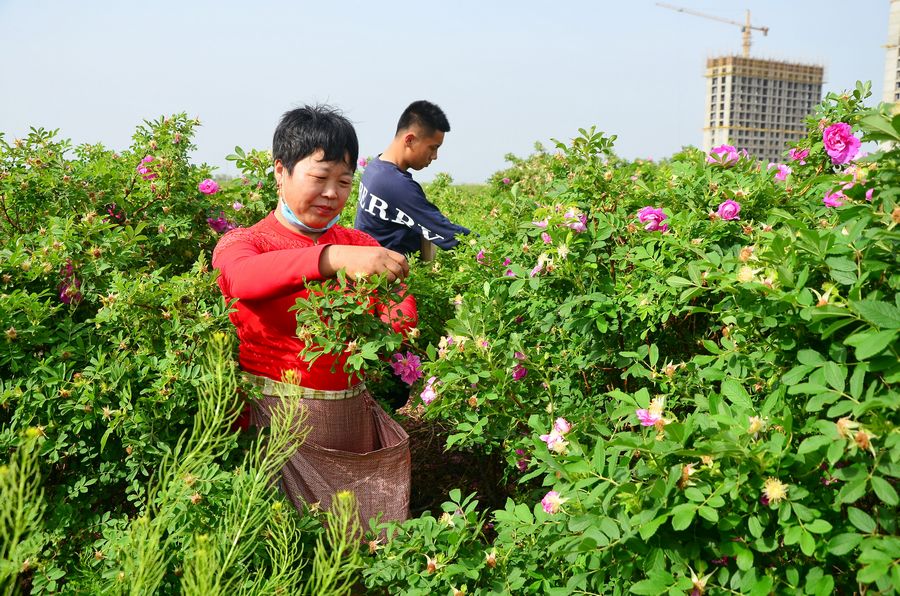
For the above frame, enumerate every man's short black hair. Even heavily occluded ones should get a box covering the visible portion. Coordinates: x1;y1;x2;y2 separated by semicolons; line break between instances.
396;100;450;137
272;104;359;174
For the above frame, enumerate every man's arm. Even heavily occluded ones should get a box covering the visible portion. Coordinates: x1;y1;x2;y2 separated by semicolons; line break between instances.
393;180;471;250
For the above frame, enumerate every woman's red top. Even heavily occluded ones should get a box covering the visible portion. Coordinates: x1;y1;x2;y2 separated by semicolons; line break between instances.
212;212;417;390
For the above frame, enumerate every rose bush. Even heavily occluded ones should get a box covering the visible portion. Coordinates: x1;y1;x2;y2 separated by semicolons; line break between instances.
2;81;897;594
360;82;898;594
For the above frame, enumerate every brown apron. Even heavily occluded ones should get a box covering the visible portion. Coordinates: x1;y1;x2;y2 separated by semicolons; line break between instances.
247;374;411;530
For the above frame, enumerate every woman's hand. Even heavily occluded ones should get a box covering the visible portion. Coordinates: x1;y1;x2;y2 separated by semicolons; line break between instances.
320;245;410;282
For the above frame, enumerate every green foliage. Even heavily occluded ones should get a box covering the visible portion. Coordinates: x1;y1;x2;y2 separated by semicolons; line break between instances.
291;272;407;377
0;116;371;594
0;430;45;596
3;84;898;594
383;86;899;593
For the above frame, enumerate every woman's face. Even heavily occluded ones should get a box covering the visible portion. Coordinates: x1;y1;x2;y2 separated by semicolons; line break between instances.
275;149;353;230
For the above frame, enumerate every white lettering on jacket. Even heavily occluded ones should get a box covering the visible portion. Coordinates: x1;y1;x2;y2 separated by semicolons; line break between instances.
357;182;446;241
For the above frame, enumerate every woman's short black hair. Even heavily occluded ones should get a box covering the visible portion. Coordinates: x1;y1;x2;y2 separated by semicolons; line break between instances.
272;105;359;174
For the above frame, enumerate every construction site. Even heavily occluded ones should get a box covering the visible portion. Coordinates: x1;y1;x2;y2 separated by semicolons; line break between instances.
659;3;825;163
702;56;823;163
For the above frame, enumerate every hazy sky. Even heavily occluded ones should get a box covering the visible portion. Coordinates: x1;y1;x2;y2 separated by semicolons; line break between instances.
0;1;892;183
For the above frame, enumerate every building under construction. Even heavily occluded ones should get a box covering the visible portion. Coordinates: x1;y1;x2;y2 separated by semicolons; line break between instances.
702;56;824;163
884;0;900;106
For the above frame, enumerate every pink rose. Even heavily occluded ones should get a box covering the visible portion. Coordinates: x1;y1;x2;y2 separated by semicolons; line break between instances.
716;200;741;221
822;122;861;165
767;163;791;182
636;408;661;426
787;147;809;165
420;376;439;405
637;206;668;232
706;144;740;167
567;213;588;233
541;491;564;514
136;155;157;180
511;364;528;381
198;178;220;195
553;417;572;434
823;190;846;208
502;177;511;184
358;158;367;168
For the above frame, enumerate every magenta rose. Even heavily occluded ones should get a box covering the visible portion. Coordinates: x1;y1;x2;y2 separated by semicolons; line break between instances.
823;190;845;208
822;123;861;165
788;147;809;165
198;178;220;195
716;200;741;221
706;144;740;167
637;206;668;232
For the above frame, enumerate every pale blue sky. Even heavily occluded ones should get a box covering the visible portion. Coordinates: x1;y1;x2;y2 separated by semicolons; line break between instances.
0;1;891;182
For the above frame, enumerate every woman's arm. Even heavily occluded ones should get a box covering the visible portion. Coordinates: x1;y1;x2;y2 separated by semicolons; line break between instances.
213;230;410;301
378;286;418;334
213;232;330;300
319;245;409;282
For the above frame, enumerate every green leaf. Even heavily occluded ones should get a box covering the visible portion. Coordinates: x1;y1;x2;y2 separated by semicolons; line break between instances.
857;563;890;584
782;364;813;385
508;278;527;297
846;330;898;360
783;525;802;545
823;362;846;392
736;547;753;571
799;529;816;556
797;349;825;366
826;440;845;466
671;504;696;531
839;478;868;505
639;515;667;541
805;519;833;534
797;435;831;455
871;476;899;505
848;507;876;533
748;515;764;538
827;533;862;555
666;276;694;288
861;113;900;141
684;487;705;502
849;363;868;400
825;256;857;272
698;506;718;522
720;378;752;409
852;300;900;329
630;578;668;595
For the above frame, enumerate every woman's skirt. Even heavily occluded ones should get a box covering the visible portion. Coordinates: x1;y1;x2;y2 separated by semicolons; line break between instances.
246;374;410;530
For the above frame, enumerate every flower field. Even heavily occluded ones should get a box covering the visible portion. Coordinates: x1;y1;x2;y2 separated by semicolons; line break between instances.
1;83;898;594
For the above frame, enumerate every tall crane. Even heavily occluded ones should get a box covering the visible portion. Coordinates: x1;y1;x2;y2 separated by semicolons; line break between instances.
656;3;769;58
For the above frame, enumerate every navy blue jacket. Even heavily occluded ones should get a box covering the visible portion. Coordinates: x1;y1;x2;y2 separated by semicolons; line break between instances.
354;157;470;255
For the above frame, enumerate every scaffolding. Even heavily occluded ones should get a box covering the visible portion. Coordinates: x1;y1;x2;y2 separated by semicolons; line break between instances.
703;56;824;163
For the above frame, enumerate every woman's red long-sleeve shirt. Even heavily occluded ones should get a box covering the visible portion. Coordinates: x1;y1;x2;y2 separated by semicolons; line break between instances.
212;212;417;390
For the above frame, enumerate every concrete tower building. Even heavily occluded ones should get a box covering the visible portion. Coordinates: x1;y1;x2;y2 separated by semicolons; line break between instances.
702;56;824;163
884;0;900;106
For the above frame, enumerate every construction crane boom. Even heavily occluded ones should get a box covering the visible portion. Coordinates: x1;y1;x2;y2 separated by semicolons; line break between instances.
656;2;769;58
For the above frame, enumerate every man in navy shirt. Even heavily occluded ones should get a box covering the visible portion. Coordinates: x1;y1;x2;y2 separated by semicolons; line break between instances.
355;100;470;255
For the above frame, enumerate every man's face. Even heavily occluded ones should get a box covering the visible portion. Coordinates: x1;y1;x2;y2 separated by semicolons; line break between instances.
407;129;444;170
275;149;353;229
